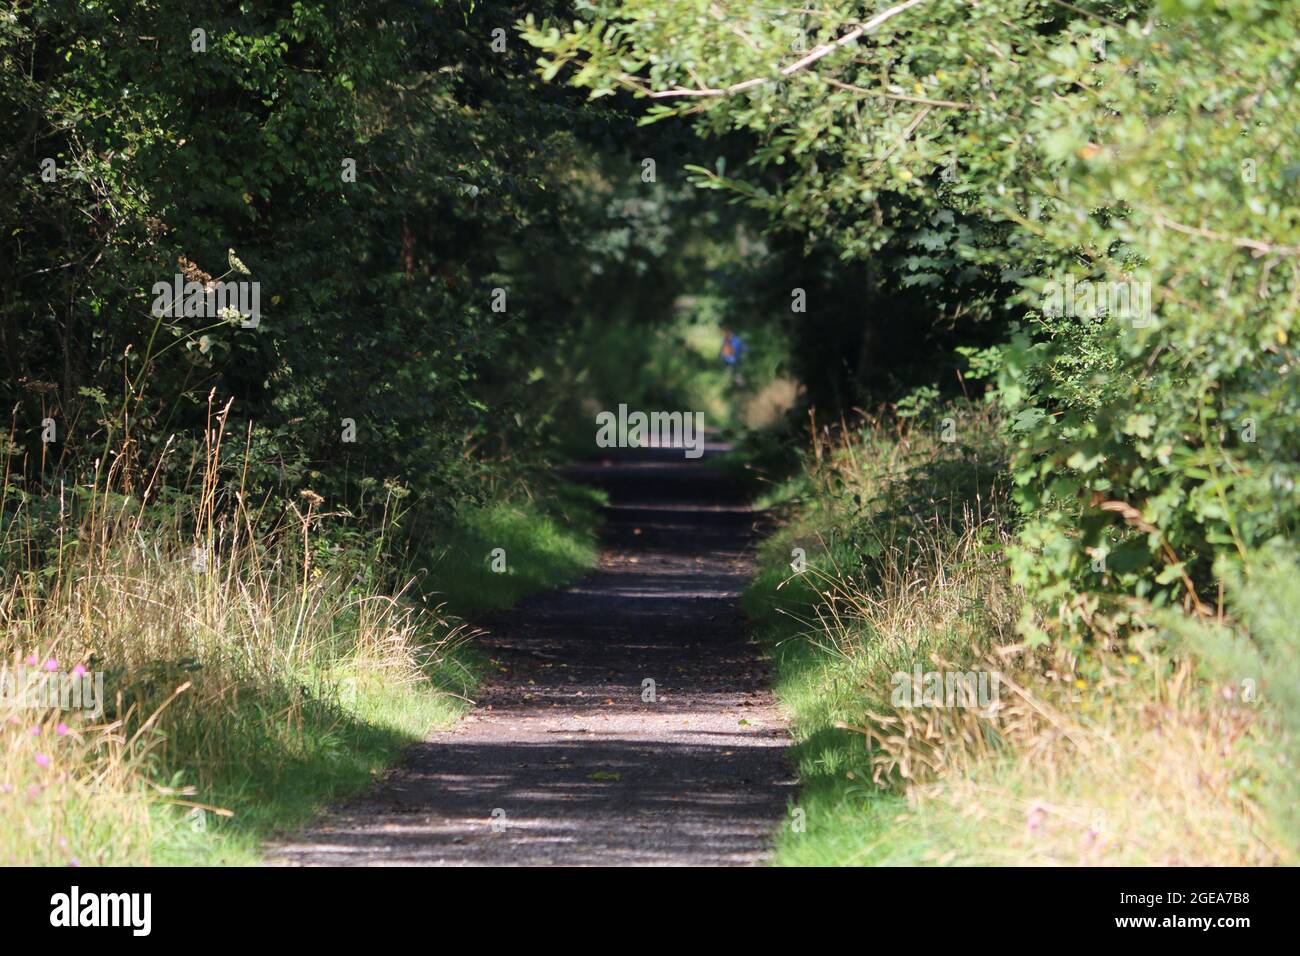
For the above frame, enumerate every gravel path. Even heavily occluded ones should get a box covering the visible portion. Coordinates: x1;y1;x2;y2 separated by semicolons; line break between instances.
268;447;792;866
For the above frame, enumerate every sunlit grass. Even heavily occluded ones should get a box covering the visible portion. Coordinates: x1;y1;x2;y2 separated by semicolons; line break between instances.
0;413;600;865
746;406;1287;866
423;482;604;618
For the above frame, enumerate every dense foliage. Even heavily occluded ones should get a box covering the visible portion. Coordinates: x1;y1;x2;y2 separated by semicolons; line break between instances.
2;0;1294;867
524;0;1300;637
3;0;664;537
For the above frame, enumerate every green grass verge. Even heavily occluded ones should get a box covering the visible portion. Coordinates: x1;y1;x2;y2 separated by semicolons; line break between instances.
423;481;605;618
743;409;1286;866
3;474;603;867
149;646;477;866
177;484;604;864
742;527;913;866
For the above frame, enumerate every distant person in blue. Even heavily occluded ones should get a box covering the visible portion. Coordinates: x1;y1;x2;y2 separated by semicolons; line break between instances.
720;326;748;386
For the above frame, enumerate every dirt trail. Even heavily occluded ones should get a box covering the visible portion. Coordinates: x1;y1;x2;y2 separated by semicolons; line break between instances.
268;445;792;866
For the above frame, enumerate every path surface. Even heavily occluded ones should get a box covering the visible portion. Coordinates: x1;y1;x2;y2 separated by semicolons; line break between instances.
269;446;792;866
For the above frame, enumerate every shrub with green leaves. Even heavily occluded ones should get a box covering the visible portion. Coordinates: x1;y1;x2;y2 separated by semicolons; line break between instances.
524;0;1299;637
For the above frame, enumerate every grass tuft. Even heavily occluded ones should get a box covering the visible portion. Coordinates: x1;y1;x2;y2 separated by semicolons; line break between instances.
1;411;599;864
746;405;1289;866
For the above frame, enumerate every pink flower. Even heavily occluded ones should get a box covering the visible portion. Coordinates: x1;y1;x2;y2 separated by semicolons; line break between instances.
71;665;87;677
56;723;69;736
0;783;13;794
43;659;58;672
28;725;40;736
34;753;50;768
69;858;80;867
24;654;38;666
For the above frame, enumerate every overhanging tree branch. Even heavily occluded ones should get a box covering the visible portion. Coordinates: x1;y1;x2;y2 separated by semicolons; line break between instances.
644;0;931;100
1145;209;1300;258
824;77;974;110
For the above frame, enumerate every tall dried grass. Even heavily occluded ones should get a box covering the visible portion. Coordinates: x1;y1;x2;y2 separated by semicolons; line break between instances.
1;401;467;864
758;405;1283;865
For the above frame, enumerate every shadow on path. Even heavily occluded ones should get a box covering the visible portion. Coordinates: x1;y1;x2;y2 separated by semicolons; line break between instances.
269;444;793;866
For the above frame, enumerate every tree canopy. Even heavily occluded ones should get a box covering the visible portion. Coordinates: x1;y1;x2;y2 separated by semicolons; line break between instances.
524;0;1300;637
